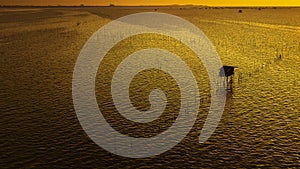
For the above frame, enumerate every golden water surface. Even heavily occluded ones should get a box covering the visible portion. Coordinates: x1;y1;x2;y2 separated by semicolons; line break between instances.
1;6;299;168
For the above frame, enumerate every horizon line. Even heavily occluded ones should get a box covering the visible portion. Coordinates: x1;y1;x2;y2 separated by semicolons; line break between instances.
1;4;300;7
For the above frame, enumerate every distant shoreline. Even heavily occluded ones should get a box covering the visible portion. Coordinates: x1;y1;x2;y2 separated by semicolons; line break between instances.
0;5;300;9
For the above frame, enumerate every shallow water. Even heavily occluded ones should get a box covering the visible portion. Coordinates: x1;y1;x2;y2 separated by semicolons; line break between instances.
1;7;299;168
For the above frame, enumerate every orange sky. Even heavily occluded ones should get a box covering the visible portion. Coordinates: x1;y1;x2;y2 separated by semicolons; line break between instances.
1;0;299;6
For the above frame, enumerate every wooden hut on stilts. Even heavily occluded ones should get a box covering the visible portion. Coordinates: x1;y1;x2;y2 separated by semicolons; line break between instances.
219;66;238;90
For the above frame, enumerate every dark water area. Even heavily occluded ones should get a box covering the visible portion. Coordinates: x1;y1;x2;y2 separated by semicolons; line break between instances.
1;7;299;168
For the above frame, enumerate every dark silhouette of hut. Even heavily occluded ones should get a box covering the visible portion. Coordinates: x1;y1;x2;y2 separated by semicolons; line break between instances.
220;66;238;90
220;66;238;77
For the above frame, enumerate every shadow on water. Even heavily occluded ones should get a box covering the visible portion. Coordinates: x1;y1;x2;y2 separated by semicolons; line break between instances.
0;8;64;24
81;6;171;20
225;90;234;112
